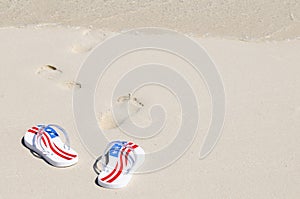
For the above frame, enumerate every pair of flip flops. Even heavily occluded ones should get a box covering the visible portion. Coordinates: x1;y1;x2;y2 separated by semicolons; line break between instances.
23;124;144;189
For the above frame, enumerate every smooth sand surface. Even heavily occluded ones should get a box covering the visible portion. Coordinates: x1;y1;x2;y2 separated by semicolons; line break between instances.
0;26;299;198
0;0;299;41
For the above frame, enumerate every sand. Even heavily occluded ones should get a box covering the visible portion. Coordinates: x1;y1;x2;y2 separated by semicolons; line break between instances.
0;0;300;41
0;25;299;198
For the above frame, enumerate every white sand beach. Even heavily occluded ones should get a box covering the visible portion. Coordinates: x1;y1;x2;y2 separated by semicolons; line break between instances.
0;0;299;40
0;1;300;199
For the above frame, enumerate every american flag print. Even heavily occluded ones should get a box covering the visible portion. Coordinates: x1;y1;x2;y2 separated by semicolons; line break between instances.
27;125;77;161
100;142;138;183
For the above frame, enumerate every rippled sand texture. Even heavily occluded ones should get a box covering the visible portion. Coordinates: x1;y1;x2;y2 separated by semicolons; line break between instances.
0;0;299;41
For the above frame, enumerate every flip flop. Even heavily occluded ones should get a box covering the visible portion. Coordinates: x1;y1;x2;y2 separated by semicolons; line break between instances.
23;124;78;167
95;141;145;188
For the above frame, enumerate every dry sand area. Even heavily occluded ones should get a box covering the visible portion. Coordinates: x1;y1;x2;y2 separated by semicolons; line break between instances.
0;0;299;40
0;1;300;199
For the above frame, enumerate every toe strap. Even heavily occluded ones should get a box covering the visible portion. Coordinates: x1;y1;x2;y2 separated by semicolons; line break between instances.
94;141;137;175
34;124;71;154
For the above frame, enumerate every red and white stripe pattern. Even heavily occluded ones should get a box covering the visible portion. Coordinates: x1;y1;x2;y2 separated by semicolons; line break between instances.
100;142;138;183
27;126;77;161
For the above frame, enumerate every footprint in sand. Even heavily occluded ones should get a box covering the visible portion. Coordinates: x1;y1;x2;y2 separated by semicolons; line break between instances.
71;29;108;53
59;81;82;90
36;65;81;90
36;65;62;80
98;94;144;130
